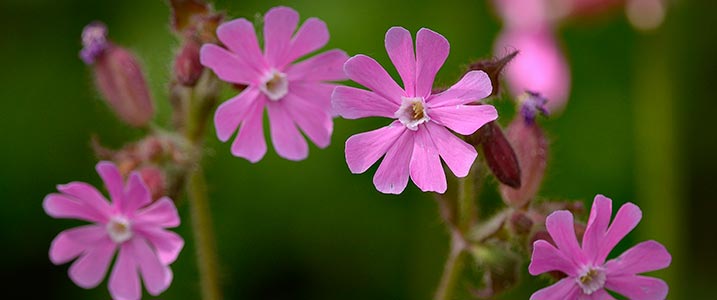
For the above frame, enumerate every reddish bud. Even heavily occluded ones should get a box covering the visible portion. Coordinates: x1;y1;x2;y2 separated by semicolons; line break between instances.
468;50;518;97
174;40;203;86
169;0;210;33
508;211;534;235
138;166;167;201
499;118;548;208
479;122;522;188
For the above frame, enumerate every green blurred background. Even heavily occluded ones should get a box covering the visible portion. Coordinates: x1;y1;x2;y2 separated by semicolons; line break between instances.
0;0;714;299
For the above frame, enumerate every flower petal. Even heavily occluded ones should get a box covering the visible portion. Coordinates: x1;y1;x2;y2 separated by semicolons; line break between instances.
409;125;446;193
285;17;329;64
332;86;398;119
345;121;406;174
344;54;405;104
528;240;578;276
267;101;308;161
68;239;116;289
385;26;416;96
109;244;141;300
215;88;261;142
415;28;449;98
604;240;671;276
137;227;184;265
120;172;151;215
597;202;642;263
131;238;170;295
605;275;668;300
582;195;613;263
264;6;299;66
429;104;497;135
287;49;349;82
373;128;414;194
96;161;125;207
56;182;112;221
426;70;492;107
230;97;267;163
43;193;106;223
529;277;581;300
424;122;477;177
283;92;333;148
585;289;617;300
289;81;335;111
200;44;258;85
546;210;586;266
50;225;107;265
134;197;180;228
216;18;267;73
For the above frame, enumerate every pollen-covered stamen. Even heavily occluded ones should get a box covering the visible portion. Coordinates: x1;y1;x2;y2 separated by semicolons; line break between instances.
396;97;430;130
106;216;133;244
259;69;289;101
576;266;606;295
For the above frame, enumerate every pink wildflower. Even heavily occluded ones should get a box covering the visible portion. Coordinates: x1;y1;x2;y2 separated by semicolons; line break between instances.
529;195;671;299
44;161;184;300
333;27;498;194
200;6;348;162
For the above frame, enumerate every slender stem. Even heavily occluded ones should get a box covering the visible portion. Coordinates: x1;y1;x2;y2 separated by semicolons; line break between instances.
434;231;468;300
456;168;477;232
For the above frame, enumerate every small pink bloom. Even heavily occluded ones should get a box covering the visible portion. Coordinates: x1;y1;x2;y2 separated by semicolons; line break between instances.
44;161;184;300
529;195;671;300
200;6;349;162
333;27;498;194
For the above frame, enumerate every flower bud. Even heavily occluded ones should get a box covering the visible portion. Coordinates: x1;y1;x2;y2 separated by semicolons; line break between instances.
169;0;210;33
138;166;167;201
470;242;522;298
478;122;522;188
508;210;533;235
174;40;203;86
79;22;109;65
468;50;518;97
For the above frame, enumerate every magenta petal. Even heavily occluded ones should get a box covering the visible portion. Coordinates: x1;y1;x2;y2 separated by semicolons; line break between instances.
131;238;170;295
345;121;406;174
121;173;151;215
137;227;184;265
409;126;446;193
429;104;497;135
109;244;141;300
200;44;258;85
385;26;416;96
283;93;333;148
214;88;260;142
43;193;106;223
373;129;414;194
586;289;617;300
604;240;671;276
415;28;449;98
267;101;308;161
528;240;578;276
332;86;398;119
287;49;349;82
56;182;112;221
50;225;107;265
289;81;335;111
605;275;668;300
285;17;329;64
597;202;642;263
424;122;477;177
68;239;116;289
582;195;613;263
96;161;125;207
230;97;267;163
529;277;581;300
344;54;405;104
134;197;180;228
264;6;299;66
427;70;492;107
546;210;586;265
216;18;266;72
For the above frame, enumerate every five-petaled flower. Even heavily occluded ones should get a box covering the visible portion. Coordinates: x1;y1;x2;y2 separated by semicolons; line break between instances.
332;26;498;194
529;195;671;300
44;161;184;300
201;6;349;162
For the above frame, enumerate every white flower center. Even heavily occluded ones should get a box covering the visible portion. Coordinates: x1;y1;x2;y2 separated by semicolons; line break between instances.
395;97;430;130
259;69;288;101
576;266;606;295
106;216;133;244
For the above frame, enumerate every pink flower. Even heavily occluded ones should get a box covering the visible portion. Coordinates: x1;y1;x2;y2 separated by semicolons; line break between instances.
200;6;348;162
44;161;184;300
333;27;498;194
529;195;671;299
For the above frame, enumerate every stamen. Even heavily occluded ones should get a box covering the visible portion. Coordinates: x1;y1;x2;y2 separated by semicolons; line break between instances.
259;69;289;101
576;266;606;295
106;216;133;244
396;97;430;130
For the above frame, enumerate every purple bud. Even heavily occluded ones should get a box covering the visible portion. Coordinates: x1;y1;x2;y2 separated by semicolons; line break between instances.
468;51;518;97
479;122;522;188
79;21;109;65
499;117;548;208
174;41;203;86
518;91;549;124
93;46;155;127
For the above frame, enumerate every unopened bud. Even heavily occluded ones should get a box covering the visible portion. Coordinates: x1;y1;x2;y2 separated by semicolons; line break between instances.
174;41;203;86
470;242;522;298
478;122;522;188
138;166;167;201
468;50;518;97
170;0;210;33
499;116;548;208
508;211;533;235
79;21;109;65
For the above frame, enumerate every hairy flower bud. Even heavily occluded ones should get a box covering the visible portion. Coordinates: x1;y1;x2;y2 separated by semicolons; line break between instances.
169;0;210;33
468;50;517;97
174;40;203;86
138;166;167;201
478;122;522;188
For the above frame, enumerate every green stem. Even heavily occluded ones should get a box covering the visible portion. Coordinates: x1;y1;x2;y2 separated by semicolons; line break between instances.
434;235;467;300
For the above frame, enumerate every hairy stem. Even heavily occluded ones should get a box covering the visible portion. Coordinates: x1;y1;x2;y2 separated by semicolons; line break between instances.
434;231;468;300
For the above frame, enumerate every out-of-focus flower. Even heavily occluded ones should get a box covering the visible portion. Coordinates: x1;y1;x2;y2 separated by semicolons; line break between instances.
529;195;671;299
626;0;667;31
79;22;109;64
44;161;184;300
174;40;203;86
333;27;497;194
201;6;348;162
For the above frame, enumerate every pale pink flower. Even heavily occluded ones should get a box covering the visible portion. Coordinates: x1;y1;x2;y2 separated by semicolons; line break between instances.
44;161;184;300
200;6;348;162
333;27;498;194
529;195;671;300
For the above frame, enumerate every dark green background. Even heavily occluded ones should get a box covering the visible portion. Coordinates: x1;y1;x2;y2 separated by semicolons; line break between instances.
1;0;714;299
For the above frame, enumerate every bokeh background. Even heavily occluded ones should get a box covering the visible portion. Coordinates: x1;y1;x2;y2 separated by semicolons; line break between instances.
0;0;714;299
